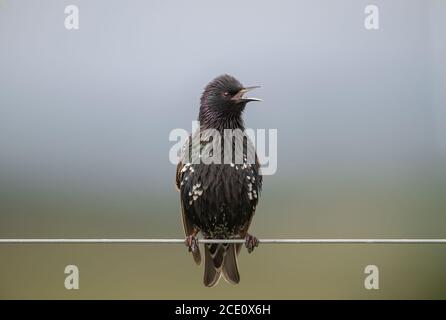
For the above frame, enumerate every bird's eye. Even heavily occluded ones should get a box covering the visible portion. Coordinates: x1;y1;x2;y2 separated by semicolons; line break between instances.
223;91;230;97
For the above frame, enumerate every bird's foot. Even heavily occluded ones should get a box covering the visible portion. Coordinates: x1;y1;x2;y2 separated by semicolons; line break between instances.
245;234;259;253
185;234;199;253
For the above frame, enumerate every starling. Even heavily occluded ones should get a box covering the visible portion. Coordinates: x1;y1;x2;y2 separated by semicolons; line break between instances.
175;74;263;286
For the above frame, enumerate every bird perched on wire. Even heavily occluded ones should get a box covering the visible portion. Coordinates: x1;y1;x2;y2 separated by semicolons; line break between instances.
176;74;263;286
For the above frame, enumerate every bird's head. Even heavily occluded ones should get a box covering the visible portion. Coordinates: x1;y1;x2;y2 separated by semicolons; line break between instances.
199;74;261;129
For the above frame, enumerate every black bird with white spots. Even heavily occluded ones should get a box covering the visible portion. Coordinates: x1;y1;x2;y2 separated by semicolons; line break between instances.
176;74;263;286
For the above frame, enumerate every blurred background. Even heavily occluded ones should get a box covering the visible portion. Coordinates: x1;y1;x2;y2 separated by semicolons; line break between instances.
0;0;445;299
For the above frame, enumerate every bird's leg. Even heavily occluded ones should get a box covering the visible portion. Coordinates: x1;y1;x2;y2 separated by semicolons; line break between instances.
185;229;199;253
244;233;259;253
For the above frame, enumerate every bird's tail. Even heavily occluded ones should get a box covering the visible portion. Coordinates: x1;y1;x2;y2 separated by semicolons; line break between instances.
203;243;240;287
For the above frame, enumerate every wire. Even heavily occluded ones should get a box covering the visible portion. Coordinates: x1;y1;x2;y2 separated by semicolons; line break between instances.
0;239;446;244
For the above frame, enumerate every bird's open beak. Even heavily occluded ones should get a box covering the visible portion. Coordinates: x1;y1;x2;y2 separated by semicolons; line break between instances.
231;86;262;103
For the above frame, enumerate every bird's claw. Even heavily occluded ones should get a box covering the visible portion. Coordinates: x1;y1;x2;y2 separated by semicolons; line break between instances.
185;235;199;253
245;234;259;253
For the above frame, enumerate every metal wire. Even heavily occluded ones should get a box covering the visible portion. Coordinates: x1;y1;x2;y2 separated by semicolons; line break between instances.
1;238;446;244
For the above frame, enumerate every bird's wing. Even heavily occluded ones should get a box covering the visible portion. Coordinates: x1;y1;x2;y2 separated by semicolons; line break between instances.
175;136;196;236
175;134;192;190
176;155;201;265
235;155;263;255
175;161;183;191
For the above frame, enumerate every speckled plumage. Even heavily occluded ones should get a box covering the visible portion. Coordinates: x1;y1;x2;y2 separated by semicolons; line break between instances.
176;75;263;286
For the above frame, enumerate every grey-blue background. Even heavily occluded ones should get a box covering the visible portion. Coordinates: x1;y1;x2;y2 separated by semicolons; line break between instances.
0;0;445;298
